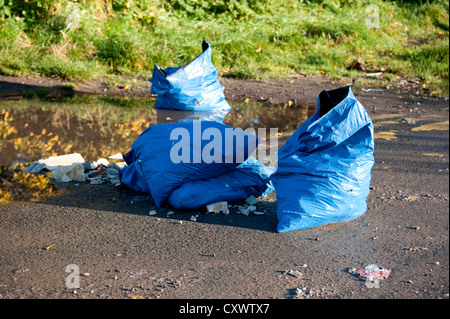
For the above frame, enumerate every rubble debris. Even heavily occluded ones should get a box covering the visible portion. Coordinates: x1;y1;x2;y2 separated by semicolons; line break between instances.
38;153;85;171
24;153;86;182
23;162;46;174
206;201;229;215
108;153;124;161
52;163;85;182
245;195;258;205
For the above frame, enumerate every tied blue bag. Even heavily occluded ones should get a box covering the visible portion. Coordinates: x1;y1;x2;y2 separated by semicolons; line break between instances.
271;86;374;232
149;40;231;122
167;157;275;210
120;120;258;207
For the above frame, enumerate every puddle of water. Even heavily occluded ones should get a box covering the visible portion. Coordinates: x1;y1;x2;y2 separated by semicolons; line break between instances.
0;94;315;202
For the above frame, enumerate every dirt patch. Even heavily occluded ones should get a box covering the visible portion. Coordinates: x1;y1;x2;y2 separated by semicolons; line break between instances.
1;74;446;111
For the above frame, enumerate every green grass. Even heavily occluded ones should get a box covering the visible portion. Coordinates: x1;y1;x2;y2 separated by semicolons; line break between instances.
0;0;448;96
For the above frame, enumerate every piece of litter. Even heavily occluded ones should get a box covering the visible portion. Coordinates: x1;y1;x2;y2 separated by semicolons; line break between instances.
206;201;228;214
362;88;384;92
167;211;174;215
359;264;391;280
23;162;46;174
402;117;416;125
254;211;265;215
245;195;258;205
43;244;55;250
366;72;383;77
149;210;157;215
247;205;257;212
108;153;124;161
190;215;197;221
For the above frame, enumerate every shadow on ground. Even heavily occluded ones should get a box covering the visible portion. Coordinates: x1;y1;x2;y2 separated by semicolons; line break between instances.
41;181;280;233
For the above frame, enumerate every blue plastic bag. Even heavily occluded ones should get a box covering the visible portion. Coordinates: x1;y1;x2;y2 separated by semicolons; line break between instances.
271;86;374;232
149;41;231;119
167;157;275;210
120;120;258;207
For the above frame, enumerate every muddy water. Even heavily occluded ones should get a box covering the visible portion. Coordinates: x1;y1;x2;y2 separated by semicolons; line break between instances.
0;95;315;202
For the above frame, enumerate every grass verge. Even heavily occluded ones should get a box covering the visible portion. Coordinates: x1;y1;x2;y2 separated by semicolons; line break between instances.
0;0;448;96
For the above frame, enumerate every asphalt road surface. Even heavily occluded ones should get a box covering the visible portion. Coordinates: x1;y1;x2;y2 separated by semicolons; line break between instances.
0;79;448;305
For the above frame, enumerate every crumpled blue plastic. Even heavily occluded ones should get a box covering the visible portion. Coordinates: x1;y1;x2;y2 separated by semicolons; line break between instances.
120;120;258;207
149;40;231;122
167;156;275;210
271;86;375;232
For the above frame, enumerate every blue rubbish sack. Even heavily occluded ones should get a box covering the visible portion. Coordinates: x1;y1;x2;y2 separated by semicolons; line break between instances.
271;86;375;232
120;120;258;207
149;40;231;118
167;156;275;210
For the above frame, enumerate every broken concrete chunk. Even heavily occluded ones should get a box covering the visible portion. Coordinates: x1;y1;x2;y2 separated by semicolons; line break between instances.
206;201;228;214
245;195;258;205
239;207;250;216
38;153;85;171
108;153;124;161
51;163;85;182
247;205;257;212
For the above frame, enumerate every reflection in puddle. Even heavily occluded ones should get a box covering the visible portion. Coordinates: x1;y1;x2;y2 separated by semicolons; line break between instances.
0;95;315;202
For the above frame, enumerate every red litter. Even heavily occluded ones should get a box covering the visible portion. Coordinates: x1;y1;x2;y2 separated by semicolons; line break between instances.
359;264;391;280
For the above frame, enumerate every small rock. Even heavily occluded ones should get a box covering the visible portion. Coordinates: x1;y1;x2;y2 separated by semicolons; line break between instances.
245;196;258;205
247;205;257;212
284;269;303;278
